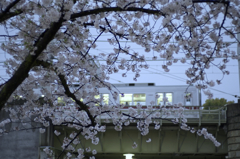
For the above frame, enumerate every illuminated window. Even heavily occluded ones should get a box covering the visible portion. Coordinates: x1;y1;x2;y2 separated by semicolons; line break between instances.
95;95;100;99
94;95;100;106
102;94;109;105
156;93;173;105
119;94;133;106
95;94;109;106
57;97;65;106
185;93;191;106
166;93;172;105
58;97;83;106
133;94;146;105
157;93;164;106
119;93;146;106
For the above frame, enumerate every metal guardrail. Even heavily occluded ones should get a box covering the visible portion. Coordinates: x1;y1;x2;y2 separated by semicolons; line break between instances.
52;105;227;126
200;106;227;126
97;106;227;125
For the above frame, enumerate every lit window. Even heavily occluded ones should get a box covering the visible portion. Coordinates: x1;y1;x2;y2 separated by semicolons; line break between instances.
58;97;83;106
102;94;109;105
133;94;146;105
95;94;109;106
157;93;164;106
57;97;65;106
119;94;133;106
94;95;100;106
166;93;172;105
95;95;100;99
185;93;191;106
156;93;173;105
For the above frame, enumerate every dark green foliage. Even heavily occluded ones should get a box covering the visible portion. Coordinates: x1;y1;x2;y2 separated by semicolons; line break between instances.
203;98;234;110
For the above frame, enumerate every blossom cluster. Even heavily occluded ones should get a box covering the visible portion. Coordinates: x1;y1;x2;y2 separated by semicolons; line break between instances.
0;0;238;158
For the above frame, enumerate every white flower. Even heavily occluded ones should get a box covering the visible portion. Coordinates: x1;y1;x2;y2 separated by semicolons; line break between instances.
115;125;122;131
66;152;72;158
122;73;127;77
92;137;99;145
203;90;213;99
154;124;160;130
92;149;97;155
208;80;215;87
182;118;187;123
86;147;91;152
214;142;221;147
73;139;80;145
181;58;186;63
152;56;157;60
166;61;172;66
39;128;45;133
173;59;178;63
146;138;151;143
54;130;61;136
0;119;11;127
216;80;221;85
43;147;53;156
124;120;130;126
43;121;49;127
190;128;196;133
177;103;183;107
41;0;52;6
209;32;218;42
163;97;168;102
77;148;84;158
70;132;77;139
132;142;138;149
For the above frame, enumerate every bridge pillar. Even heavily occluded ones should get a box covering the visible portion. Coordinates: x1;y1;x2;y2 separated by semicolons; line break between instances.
227;102;240;159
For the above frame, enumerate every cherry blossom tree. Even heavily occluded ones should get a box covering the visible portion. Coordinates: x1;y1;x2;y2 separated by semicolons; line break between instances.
0;0;239;158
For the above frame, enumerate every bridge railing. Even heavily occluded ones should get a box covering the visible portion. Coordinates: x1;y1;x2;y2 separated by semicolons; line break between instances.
200;105;227;125
97;105;227;125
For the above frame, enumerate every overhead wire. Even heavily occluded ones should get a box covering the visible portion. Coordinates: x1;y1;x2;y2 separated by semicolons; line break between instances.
0;38;237;98
94;46;239;98
208;87;240;98
148;66;187;82
146;65;239;98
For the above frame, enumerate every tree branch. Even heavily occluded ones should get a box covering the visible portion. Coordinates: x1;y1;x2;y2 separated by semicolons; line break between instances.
0;16;64;111
192;0;229;4
0;0;23;23
57;74;95;126
70;7;166;20
33;59;96;126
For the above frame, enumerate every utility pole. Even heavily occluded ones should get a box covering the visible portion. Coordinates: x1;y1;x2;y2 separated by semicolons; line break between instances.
198;88;202;107
238;34;240;96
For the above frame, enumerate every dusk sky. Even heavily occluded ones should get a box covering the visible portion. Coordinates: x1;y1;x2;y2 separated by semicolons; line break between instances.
0;26;239;105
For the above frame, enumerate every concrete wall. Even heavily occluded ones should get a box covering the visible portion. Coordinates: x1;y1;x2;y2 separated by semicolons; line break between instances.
227;103;240;159
0;129;40;159
0;110;40;159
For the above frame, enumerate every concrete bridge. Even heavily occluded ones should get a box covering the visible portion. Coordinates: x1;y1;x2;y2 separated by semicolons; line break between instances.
39;106;229;159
